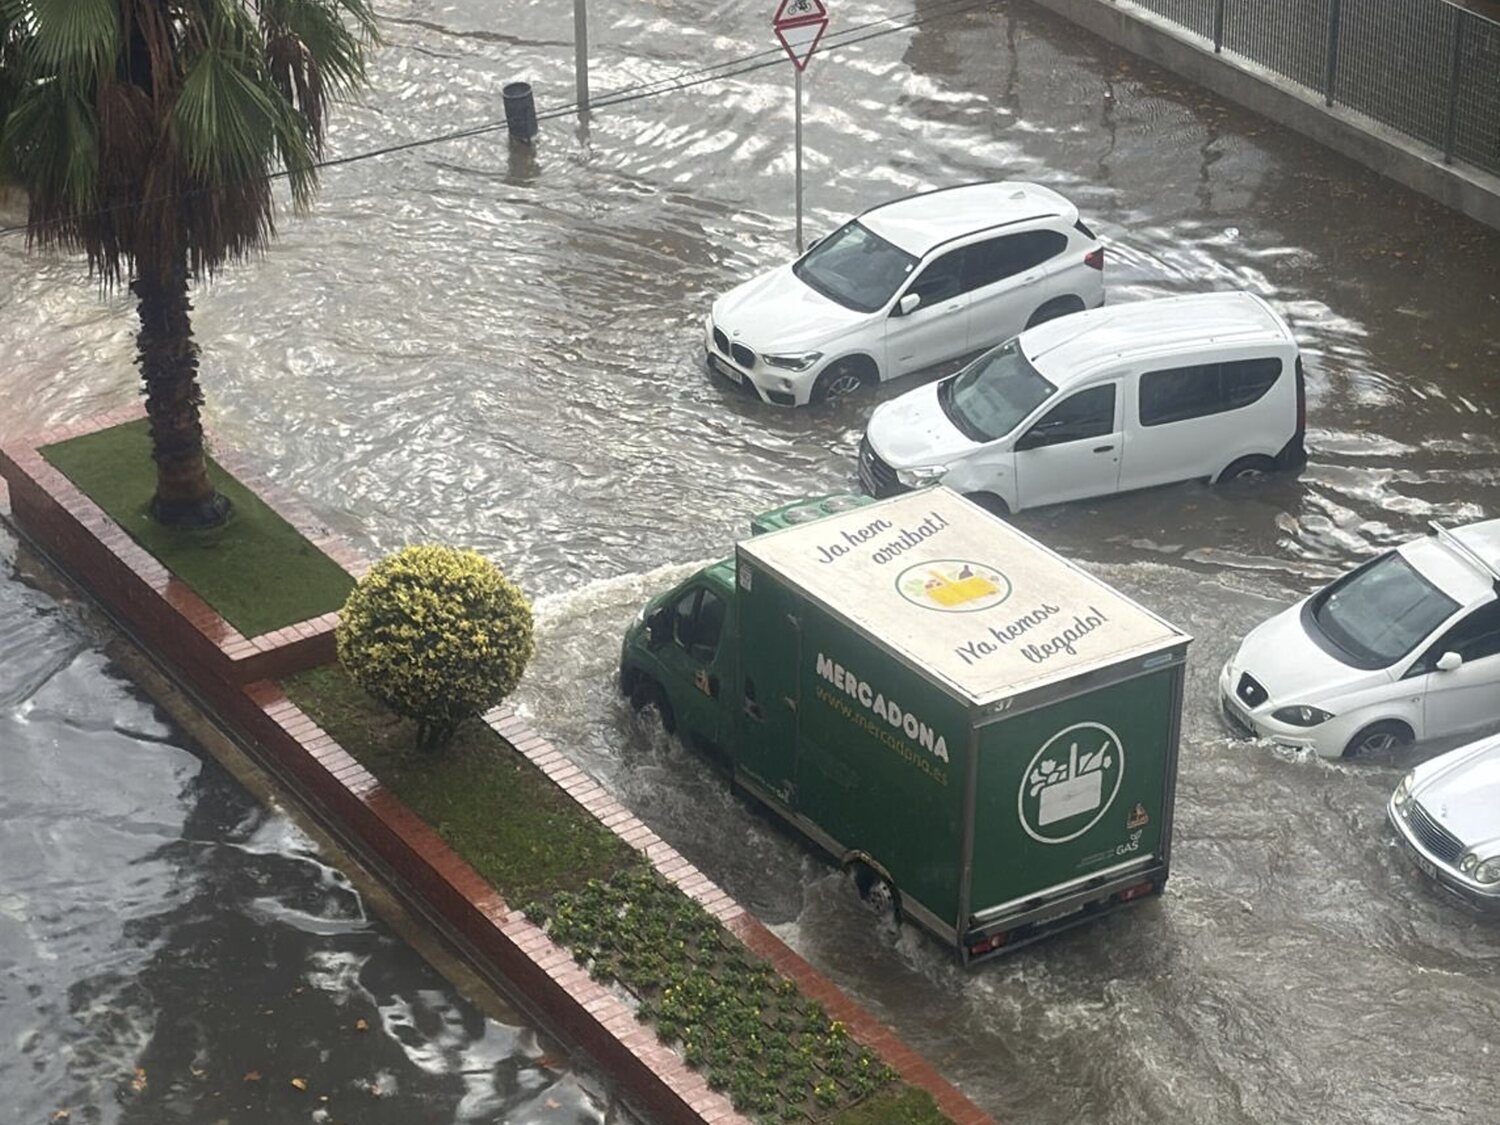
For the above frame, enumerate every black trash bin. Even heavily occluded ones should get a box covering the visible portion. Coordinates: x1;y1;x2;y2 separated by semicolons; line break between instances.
503;82;538;142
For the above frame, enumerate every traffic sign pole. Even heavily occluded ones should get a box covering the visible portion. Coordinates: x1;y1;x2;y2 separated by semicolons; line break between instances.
795;66;804;253
773;0;828;254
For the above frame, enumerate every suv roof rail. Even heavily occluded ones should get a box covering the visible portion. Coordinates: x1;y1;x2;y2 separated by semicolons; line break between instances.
1429;520;1500;586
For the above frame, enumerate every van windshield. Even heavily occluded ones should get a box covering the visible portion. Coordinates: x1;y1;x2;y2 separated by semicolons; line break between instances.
1308;551;1459;668
939;339;1057;443
793;221;917;313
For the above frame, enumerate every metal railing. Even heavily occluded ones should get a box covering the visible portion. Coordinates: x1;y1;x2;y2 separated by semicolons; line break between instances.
1125;0;1500;177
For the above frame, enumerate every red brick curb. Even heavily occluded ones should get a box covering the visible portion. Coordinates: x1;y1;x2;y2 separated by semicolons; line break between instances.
0;416;997;1125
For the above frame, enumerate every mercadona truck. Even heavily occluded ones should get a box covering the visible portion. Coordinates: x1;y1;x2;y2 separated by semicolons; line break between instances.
619;487;1190;963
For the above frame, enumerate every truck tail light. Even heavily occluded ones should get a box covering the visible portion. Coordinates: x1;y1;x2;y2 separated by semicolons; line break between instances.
1117;881;1156;903
1084;247;1104;270
967;932;1008;957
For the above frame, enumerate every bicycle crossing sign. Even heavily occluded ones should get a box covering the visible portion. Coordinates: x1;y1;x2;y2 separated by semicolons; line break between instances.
773;0;830;71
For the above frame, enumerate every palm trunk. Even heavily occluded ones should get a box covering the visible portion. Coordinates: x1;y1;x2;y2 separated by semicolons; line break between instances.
133;253;229;527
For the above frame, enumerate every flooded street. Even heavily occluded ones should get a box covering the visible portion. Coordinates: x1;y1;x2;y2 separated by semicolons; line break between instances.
3;0;1500;1122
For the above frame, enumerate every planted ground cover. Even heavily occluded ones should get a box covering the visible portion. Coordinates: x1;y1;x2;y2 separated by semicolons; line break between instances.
528;870;948;1124
42;419;353;637
283;666;951;1124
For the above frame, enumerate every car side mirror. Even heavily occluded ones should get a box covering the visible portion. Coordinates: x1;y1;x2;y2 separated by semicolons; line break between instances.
646;608;672;647
897;293;921;317
1435;650;1463;672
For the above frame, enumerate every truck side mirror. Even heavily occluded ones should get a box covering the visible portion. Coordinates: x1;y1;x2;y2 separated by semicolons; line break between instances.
1435;650;1463;672
646;608;672;647
897;292;922;317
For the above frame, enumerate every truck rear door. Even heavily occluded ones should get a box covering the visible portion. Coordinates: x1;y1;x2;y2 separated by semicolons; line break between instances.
969;668;1175;916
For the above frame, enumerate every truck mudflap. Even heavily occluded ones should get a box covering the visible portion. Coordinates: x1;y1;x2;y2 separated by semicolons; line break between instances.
961;859;1168;964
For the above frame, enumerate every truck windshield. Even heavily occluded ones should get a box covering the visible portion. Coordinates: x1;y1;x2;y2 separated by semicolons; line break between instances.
938;339;1057;443
1309;551;1459;668
793;221;917;313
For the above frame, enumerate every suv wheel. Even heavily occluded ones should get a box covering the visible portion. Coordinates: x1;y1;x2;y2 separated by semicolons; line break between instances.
1025;295;1086;329
812;360;870;404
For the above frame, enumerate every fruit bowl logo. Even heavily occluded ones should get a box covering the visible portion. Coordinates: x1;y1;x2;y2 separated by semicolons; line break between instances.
896;559;1011;613
1018;722;1124;844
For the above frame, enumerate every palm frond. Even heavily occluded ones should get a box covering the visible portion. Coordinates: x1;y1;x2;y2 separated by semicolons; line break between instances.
28;0;118;78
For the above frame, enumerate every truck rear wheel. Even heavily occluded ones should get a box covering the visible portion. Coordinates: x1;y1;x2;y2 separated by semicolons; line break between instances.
629;679;676;734
851;861;900;923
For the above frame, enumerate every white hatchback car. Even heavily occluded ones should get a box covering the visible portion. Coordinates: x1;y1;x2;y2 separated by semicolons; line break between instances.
1388;733;1500;909
1221;520;1500;759
705;181;1103;406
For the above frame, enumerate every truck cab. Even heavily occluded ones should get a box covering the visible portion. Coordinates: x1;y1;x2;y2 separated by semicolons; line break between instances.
620;558;738;766
620;495;873;765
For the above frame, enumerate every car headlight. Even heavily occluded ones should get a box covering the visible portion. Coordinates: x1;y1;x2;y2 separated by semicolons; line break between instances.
1271;705;1334;727
1391;771;1414;810
1460;852;1479;875
1475;857;1500;885
896;465;948;489
761;351;822;371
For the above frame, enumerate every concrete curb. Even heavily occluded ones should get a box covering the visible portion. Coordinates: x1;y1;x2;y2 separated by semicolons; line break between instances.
0;416;998;1125
1024;0;1500;231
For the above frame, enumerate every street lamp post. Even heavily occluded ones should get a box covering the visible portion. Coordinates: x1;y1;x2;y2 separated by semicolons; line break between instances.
575;0;590;115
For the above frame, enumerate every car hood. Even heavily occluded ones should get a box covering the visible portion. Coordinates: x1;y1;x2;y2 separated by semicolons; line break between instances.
1411;736;1500;850
865;381;980;468
712;265;867;352
1230;599;1384;705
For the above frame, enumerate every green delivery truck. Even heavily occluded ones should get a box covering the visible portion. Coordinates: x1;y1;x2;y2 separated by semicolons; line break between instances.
619;487;1191;963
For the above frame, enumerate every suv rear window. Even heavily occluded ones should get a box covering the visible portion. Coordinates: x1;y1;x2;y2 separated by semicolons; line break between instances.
1074;219;1096;240
962;230;1068;291
1138;357;1283;427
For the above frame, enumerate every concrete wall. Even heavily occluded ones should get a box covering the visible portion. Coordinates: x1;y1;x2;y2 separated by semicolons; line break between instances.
1026;0;1500;231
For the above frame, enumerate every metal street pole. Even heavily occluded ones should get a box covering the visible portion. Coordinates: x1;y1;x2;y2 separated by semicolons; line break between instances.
574;0;590;115
795;65;804;253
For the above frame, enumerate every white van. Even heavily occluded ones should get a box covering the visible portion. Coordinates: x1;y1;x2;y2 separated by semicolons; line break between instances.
859;292;1306;513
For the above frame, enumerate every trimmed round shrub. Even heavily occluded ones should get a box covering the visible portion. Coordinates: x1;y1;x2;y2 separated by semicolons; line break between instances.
336;545;535;751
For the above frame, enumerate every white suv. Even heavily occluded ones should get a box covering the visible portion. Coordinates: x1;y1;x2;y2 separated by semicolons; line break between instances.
705;182;1103;407
1222;520;1500;759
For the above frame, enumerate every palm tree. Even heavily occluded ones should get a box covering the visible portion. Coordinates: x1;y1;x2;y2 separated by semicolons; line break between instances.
0;0;377;526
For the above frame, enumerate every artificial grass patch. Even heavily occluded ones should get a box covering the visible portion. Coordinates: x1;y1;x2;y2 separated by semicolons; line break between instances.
280;664;637;904
41;419;353;638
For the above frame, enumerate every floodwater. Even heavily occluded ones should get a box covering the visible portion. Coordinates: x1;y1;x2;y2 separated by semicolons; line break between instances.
2;0;1499;1122
0;527;630;1123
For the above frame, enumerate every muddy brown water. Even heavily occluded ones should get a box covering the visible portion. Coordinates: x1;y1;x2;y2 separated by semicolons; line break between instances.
3;1;1500;1122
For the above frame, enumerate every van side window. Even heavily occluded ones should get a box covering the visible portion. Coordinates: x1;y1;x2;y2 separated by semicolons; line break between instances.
1017;384;1115;449
673;587;726;662
1139;357;1283;427
963;230;1068;290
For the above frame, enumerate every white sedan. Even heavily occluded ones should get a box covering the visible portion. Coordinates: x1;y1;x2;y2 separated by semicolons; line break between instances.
1220;519;1500;759
1388;733;1500;909
705;181;1103;406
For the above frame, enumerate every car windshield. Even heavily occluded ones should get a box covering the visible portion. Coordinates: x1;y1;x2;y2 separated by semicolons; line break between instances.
938;339;1058;443
1309;551;1460;668
793;221;917;313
